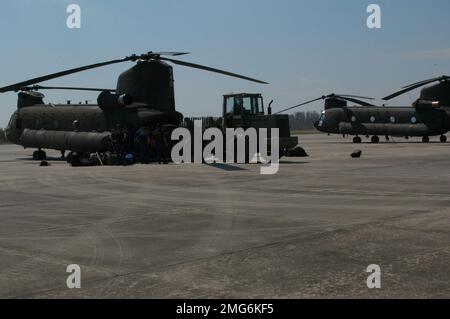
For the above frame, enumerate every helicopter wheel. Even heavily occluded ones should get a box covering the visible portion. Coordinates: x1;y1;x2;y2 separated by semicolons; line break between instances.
66;152;81;165
353;136;362;144
422;136;430;143
440;135;447;143
33;150;47;161
371;136;380;144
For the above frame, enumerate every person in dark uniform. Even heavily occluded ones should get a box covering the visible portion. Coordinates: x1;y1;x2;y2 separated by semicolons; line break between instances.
152;123;168;164
135;127;150;164
111;124;126;164
122;125;132;153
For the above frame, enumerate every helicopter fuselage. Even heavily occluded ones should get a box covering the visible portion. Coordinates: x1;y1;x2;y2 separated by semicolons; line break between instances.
5;104;182;152
314;106;450;138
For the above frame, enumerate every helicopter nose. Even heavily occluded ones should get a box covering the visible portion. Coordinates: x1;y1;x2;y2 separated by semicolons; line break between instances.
314;120;322;130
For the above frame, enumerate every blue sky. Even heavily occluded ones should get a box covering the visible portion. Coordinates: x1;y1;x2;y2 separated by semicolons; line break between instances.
1;0;450;126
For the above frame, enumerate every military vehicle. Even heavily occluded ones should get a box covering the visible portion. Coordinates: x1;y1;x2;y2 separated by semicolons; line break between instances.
1;52;267;161
276;77;450;144
183;93;299;157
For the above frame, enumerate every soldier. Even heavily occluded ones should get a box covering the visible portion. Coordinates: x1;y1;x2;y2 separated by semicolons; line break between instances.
152;123;168;164
111;124;126;164
135;127;150;164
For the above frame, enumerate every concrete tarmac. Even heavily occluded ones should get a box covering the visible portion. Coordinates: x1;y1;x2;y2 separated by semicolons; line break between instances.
0;134;450;298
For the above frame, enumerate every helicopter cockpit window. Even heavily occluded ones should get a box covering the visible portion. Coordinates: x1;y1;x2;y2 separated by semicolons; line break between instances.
318;111;326;127
8;115;14;127
319;111;326;121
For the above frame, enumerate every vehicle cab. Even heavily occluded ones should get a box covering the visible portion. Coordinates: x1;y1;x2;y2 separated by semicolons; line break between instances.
221;93;298;152
222;93;265;129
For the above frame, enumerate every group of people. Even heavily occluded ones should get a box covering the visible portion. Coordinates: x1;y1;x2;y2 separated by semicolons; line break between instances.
110;123;170;165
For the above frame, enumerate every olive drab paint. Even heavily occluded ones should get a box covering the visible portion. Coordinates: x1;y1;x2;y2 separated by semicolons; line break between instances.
1;53;269;158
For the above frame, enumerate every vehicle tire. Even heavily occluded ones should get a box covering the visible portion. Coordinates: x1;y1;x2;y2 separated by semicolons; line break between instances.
371;136;379;143
440;135;447;143
33;151;40;161
422;136;430;143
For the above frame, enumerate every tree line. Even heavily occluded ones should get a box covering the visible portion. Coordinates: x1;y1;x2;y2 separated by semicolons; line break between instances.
288;111;321;131
0;128;7;144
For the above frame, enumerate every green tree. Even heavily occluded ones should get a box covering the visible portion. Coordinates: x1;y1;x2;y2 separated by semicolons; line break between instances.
289;111;320;131
0;127;7;144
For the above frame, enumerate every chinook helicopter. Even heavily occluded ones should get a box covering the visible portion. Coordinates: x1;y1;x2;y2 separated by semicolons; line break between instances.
276;76;450;144
1;51;267;160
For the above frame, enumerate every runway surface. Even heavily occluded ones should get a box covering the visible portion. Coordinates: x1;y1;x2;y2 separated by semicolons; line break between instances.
1;134;450;298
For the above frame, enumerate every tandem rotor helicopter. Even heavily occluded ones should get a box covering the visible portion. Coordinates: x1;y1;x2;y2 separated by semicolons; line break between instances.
1;51;273;162
276;76;450;143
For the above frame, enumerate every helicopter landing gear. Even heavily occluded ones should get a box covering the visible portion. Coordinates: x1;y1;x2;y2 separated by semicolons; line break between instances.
422;136;430;143
33;149;46;161
440;135;447;143
66;152;80;165
371;136;380;143
353;136;362;144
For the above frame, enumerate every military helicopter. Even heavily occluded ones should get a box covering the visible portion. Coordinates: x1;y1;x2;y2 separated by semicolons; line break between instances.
1;51;267;160
276;76;450;144
275;93;379;143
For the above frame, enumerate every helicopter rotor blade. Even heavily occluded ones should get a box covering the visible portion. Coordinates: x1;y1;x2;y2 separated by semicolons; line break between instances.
160;57;268;84
275;93;375;114
334;94;375;100
338;96;375;107
274;97;324;114
383;75;450;101
0;51;186;93
22;85;115;92
402;75;450;88
0;56;136;93
382;84;426;101
325;94;375;106
0;51;266;93
152;52;190;56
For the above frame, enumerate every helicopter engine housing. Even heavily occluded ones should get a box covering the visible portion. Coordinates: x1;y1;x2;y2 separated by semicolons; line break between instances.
324;97;347;110
413;99;440;111
97;91;133;110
